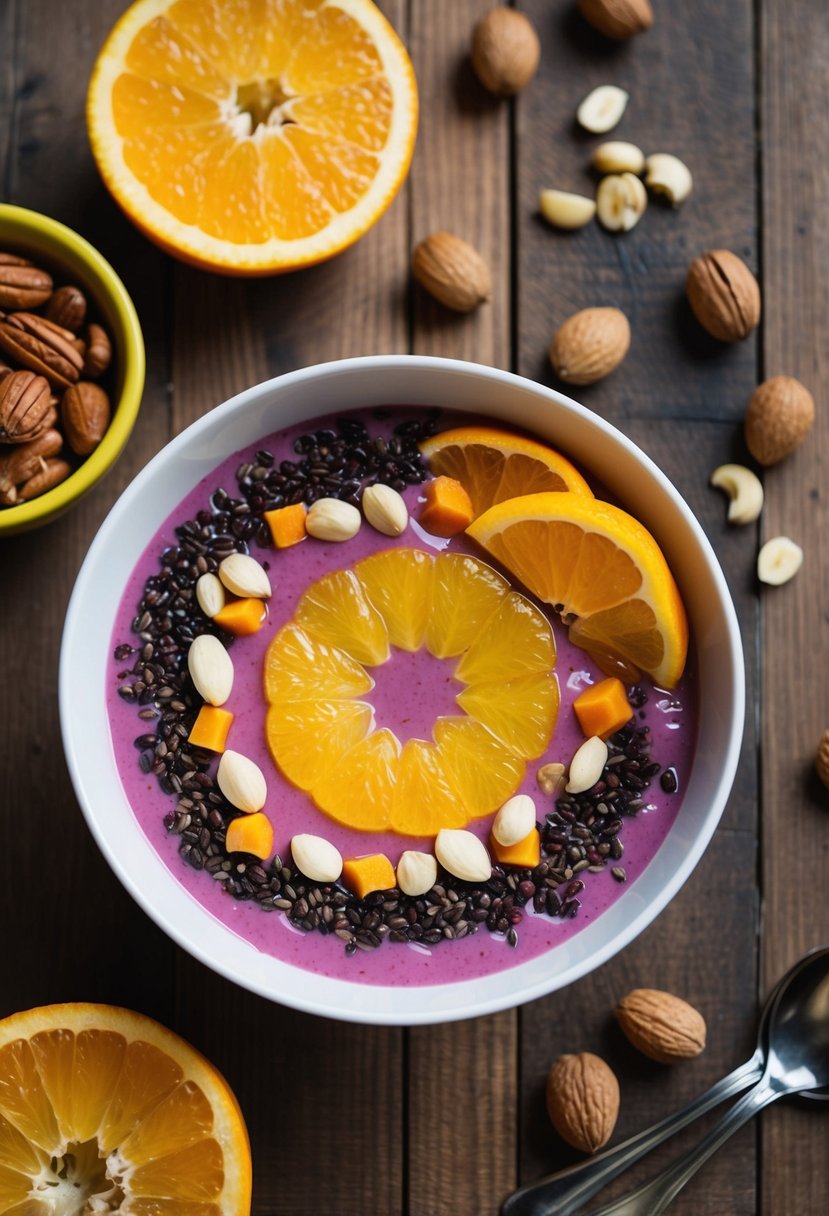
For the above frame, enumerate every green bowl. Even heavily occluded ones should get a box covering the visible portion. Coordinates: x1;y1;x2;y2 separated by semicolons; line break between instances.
0;204;145;535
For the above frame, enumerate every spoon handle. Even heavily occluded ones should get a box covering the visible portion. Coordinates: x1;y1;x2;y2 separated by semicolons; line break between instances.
585;1079;780;1216
500;1053;763;1216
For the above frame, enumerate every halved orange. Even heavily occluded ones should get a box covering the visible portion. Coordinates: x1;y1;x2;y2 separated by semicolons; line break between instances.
468;493;688;688
86;0;418;273
0;1003;250;1214
419;426;593;517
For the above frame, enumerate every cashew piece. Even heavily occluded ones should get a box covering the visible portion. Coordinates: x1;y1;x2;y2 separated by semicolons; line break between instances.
757;537;803;586
710;463;764;524
644;153;693;205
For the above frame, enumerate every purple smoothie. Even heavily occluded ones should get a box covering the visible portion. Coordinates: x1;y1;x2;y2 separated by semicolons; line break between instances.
107;411;697;987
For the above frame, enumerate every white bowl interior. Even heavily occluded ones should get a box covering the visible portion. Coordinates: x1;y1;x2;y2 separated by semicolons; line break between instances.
60;356;744;1025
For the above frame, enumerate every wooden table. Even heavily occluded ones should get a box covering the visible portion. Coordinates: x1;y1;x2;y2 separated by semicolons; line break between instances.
2;2;827;1212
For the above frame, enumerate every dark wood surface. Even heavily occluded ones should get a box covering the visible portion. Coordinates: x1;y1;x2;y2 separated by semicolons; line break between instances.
1;2;827;1213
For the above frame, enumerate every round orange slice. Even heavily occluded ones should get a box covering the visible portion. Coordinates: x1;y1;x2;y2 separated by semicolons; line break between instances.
467;492;689;688
0;1002;251;1213
419;425;593;517
86;0;418;273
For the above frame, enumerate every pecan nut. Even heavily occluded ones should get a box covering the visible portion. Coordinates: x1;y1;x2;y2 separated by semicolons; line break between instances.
0;313;83;390
0;428;63;503
18;456;72;501
0;370;53;443
62;381;111;455
46;285;88;333
83;322;112;378
0;262;53;311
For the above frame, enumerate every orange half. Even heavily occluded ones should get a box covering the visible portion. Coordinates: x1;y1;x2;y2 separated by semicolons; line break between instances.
87;0;418;273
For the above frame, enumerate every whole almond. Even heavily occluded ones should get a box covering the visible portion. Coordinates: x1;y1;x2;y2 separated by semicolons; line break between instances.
83;323;113;378
471;7;540;97
744;375;815;466
17;456;72;501
291;833;343;884
546;1053;620;1153
435;829;492;883
218;551;272;598
686;250;761;342
816;730;829;792
0;262;53;310
492;794;536;846
306;497;361;541
412;232;492;313
616;988;706;1063
550;307;630;385
397;850;438;897
362;482;408;536
566;736;609;793
0;370;52;443
61;381;111;455
196;572;226;618
187;633;234;706
577;0;653;40
46;285;88;333
217;750;267;814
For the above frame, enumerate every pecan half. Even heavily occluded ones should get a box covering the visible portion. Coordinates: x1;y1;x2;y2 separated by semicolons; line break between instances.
0;370;52;443
62;381;111;455
0;428;63;503
83;322;112;378
18;456;72;501
46;285;88;333
0;263;53;310
0;313;82;390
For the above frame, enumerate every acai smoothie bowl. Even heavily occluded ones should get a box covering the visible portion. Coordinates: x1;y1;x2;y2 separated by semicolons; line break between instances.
60;356;744;1025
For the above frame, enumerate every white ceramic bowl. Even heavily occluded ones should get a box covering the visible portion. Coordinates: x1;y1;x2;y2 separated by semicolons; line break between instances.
60;356;744;1025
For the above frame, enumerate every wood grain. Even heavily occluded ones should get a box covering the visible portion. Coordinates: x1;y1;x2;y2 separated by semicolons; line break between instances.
759;0;829;1210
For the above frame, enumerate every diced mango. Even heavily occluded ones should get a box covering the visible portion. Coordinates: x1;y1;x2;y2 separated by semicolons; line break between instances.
188;705;234;752
419;476;475;537
573;677;633;741
225;811;273;859
265;502;307;549
489;827;540;869
213;597;268;636
342;853;396;900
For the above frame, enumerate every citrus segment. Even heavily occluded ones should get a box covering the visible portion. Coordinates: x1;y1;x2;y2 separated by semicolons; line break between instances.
0;1004;251;1214
419;426;593;516
355;548;434;651
457;673;560;760
425;553;509;658
311;729;400;832
455;591;556;684
87;0;418;272
434;718;526;819
468;492;688;687
389;740;468;836
266;699;373;790
264;623;373;702
295;568;390;665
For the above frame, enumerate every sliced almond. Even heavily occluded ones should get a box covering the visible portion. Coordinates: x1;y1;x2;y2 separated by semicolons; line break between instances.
492;794;537;846
537;761;567;799
539;189;597;230
577;85;629;134
591;140;645;175
187;633;234;706
217;750;267;813
397;850;438;897
362;483;408;536
306;497;362;542
566;736;608;794
195;572;226;618
291;833;343;884
710;464;764;525
435;829;492;883
218;552;272;599
757;536;803;585
596;173;647;231
644;153;693;205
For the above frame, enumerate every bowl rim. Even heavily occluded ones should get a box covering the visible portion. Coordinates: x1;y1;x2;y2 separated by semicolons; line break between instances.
60;354;745;1025
0;203;145;533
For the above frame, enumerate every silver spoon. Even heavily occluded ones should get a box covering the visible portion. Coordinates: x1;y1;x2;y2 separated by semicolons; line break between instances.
501;948;829;1216
584;944;829;1215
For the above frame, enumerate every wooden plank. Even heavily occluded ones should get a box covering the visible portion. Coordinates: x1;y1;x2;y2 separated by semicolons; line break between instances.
516;1;760;1208
759;1;829;1211
169;5;409;1213
405;2;516;1213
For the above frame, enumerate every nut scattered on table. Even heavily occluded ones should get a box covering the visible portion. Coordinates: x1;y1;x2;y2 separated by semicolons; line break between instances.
710;463;764;524
744;375;815;466
615;988;707;1063
686;249;761;342
577;0;654;41
546;1052;620;1154
757;536;803;586
644;153;693;205
539;189;597;230
596;172;648;232
577;85;629;134
549;307;631;385
411;231;492;313
470;7;541;97
816;730;829;792
591;141;645;175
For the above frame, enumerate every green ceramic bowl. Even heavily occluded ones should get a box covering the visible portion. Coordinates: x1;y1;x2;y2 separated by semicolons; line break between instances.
0;204;145;535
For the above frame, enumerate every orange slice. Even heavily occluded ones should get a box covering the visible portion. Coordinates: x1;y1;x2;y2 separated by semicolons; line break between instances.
311;728;400;832
419;425;593;517
389;739;468;836
294;568;390;665
454;591;556;684
457;672;560;760
433;718;526;818
0;1003;250;1213
86;0;418;273
266;699;373;790
468;492;689;687
354;548;435;651
264;623;373;702
425;553;509;658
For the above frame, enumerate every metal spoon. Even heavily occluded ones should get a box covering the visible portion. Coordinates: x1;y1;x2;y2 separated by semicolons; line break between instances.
501;948;829;1216
585;944;829;1215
